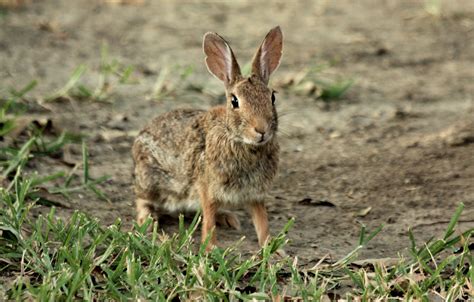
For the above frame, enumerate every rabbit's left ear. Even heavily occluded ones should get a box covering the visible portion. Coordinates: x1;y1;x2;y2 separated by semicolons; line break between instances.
251;26;283;85
203;32;241;85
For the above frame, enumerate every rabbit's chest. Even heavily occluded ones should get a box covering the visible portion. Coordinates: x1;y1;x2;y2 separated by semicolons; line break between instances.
209;150;278;205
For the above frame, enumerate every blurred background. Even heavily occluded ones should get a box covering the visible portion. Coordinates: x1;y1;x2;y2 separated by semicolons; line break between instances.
1;0;473;262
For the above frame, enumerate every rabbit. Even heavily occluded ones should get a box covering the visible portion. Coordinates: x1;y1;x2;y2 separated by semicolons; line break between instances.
132;26;283;250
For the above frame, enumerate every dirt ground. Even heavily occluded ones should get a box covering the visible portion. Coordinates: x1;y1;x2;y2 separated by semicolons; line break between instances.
1;0;473;265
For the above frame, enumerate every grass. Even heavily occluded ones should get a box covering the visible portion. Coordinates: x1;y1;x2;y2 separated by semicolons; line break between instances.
241;59;354;102
46;141;110;201
0;8;7;20
150;64;195;101
279;63;354;102
43;49;193;103
424;0;443;17
1;175;472;300
0;80;37;137
45;43;135;103
45;64;88;102
1;80;110;203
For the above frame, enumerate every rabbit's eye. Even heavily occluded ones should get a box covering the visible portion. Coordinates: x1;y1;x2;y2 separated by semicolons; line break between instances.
231;94;239;109
271;92;276;105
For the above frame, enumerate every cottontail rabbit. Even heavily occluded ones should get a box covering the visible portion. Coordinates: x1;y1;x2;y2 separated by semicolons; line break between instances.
132;26;283;250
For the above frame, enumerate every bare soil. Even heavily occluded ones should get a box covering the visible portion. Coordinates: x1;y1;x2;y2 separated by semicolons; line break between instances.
1;0;473;264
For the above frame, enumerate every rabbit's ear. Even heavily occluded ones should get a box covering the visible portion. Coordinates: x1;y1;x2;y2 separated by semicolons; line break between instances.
251;26;283;85
203;32;241;84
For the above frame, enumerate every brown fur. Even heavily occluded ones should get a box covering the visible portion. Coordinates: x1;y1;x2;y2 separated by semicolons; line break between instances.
132;26;283;250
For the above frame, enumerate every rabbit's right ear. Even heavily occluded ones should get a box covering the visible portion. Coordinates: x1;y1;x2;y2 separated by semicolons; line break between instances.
251;26;283;85
203;32;241;85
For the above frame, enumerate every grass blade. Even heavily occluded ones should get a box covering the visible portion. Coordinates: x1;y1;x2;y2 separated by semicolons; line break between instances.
46;65;87;101
443;202;464;240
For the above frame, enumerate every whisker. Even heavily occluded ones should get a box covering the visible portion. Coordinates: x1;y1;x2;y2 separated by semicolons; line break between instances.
276;128;292;138
277;109;308;119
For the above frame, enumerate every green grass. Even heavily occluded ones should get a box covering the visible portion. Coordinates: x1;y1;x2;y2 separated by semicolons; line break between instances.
1;80;110;204
0;80;37;137
285;64;354;102
424;0;443;17
0;162;472;300
242;60;354;102
46;141;110;201
45;64;88;102
150;64;195;101
45;43;135;103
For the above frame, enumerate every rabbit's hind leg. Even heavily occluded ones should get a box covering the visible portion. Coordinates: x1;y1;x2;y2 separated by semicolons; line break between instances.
133;150;163;226
216;210;241;230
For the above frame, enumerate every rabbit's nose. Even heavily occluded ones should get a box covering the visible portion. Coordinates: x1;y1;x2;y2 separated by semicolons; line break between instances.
254;127;266;136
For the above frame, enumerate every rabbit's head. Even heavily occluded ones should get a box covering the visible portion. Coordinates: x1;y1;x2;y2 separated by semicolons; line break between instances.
203;26;283;146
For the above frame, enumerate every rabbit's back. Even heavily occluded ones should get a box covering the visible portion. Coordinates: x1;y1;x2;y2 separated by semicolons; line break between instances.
132;109;206;208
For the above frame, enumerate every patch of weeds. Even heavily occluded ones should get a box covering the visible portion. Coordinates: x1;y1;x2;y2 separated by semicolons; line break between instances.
1;124;80;178
31;130;82;157
45;64;87;102
424;0;443;17
279;64;354;102
0;136;35;178
7;79;38;104
337;203;473;300
0;169;36;252
0;8;7;19
0;80;37;136
77;43;136;101
1;79;109;204
48;141;110;201
1;139;109;201
1;123;107;206
149;64;195;100
0;81;42;178
319;78;354;100
45;43;136;102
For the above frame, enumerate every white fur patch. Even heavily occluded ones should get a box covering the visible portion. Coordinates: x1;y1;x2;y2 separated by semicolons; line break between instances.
214;185;267;205
260;48;268;80
225;43;233;81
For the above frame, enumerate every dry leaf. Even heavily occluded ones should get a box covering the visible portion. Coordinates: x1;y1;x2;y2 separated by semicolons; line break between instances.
98;130;138;142
293;81;322;97
353;206;372;217
37;20;68;39
38;20;60;32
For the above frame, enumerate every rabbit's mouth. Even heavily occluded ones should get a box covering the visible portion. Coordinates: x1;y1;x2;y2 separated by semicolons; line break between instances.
242;132;273;146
